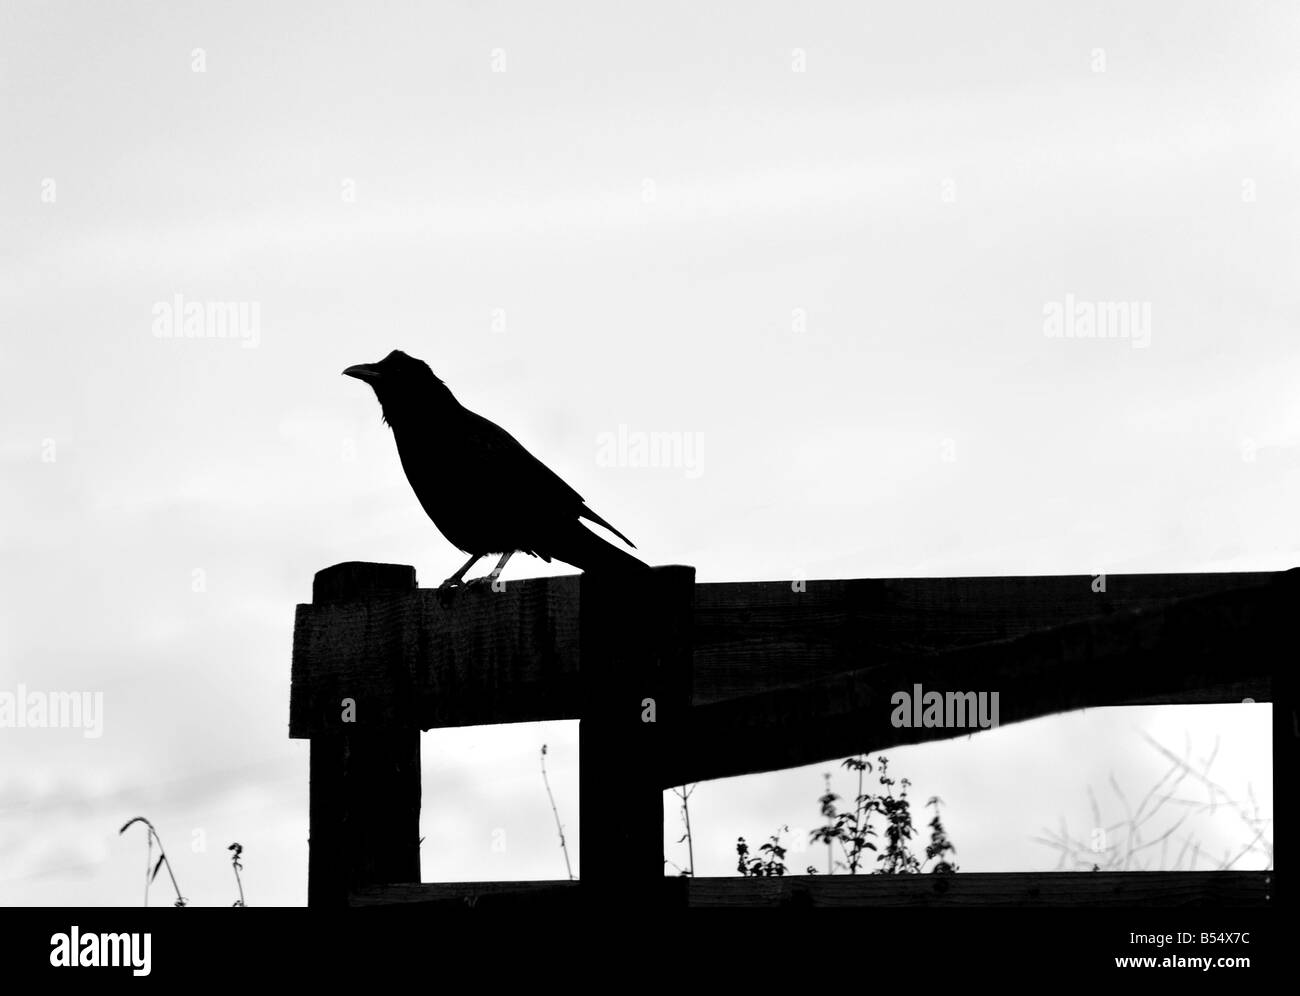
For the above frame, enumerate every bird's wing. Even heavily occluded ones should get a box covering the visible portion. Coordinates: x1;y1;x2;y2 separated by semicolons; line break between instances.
458;410;585;504
458;410;636;548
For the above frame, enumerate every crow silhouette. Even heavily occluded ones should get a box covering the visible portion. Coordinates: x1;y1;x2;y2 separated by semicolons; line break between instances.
344;350;648;587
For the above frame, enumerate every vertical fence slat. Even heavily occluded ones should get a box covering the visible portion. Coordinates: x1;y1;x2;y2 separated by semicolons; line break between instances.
1272;569;1297;908
580;565;694;905
307;562;421;908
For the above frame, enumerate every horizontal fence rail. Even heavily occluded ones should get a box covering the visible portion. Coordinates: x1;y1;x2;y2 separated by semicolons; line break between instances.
350;872;1270;909
293;566;1286;784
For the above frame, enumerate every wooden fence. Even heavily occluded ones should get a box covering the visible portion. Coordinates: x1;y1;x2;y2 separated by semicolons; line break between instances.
291;562;1294;907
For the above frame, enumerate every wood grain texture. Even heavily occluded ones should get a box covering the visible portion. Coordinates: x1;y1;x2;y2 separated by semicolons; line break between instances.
350;880;581;909
312;561;416;604
291;572;582;738
681;871;1270;908
291;566;1284;782
348;872;1269;908
1271;569;1299;905
310;731;420;908
668;572;1284;786
690;572;1275;706
579;566;694;897
305;563;421;908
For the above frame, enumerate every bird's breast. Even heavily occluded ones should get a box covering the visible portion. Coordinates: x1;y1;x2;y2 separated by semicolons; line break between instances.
392;432;539;555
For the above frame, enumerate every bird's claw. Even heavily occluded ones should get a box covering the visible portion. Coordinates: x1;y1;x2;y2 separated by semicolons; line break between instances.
438;575;498;592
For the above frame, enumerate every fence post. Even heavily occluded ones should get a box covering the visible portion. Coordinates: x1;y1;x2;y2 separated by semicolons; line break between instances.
307;562;421;908
1273;568;1298;909
580;565;694;905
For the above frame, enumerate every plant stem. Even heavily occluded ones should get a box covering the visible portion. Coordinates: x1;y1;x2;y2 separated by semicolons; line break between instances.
153;831;184;903
854;758;865;874
679;785;696;876
540;746;574;881
120;817;185;907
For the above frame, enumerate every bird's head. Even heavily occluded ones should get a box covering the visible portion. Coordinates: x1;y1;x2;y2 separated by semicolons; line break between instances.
343;350;455;426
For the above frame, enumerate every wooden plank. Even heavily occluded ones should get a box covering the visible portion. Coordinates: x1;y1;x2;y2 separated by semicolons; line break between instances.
292;570;1279;738
691;572;1275;706
291;568;1283;787
306;563;422;908
666;573;1284;786
683;871;1270;908
311;561;416;604
351;880;580;909
291;572;582;738
310;731;421;908
1272;569;1298;908
348;871;1269;908
580;566;694;905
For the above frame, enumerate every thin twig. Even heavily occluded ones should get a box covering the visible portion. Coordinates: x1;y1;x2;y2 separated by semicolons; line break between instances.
672;784;697;876
540;745;574;881
1038;733;1271;873
229;843;246;907
120;816;185;907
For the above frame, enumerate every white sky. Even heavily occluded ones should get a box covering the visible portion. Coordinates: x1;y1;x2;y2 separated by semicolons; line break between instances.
1;1;1295;904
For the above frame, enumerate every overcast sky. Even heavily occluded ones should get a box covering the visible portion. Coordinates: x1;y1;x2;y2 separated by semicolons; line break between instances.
1;1;1294;904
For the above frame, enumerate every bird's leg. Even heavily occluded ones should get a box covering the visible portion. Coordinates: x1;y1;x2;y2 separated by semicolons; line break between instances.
467;551;514;588
487;551;514;583
439;553;482;589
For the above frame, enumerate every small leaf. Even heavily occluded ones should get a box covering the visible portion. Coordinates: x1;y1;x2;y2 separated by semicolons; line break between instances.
150;855;166;883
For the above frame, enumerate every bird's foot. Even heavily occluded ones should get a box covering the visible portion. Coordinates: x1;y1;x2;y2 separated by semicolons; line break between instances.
437;577;466;591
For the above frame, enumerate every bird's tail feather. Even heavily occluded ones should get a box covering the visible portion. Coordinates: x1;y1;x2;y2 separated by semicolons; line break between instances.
553;522;650;575
578;505;637;549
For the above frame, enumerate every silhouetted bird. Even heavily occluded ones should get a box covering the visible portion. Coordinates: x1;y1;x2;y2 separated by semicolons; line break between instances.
344;350;648;587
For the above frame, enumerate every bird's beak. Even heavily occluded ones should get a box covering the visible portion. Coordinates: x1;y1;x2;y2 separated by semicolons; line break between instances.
342;363;382;383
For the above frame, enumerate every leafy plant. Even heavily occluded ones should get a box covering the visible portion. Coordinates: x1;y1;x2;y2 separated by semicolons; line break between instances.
736;828;789;877
811;757;878;873
740;754;958;877
806;755;957;875
925;797;958;874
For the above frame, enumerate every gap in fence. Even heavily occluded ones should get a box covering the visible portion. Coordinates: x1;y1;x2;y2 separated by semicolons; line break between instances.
409;704;1271;885
418;720;581;884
